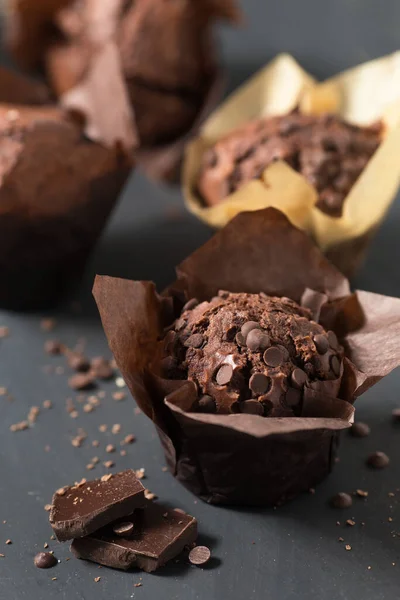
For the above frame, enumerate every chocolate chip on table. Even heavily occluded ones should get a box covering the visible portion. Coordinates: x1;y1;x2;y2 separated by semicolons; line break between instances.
215;364;233;386
188;545;211;566
246;329;271;353
330;355;341;377
68;373;95;391
313;334;329;355
327;331;340;350
350;422;370;438
44;340;64;355
184;334;204;349
263;346;284;367
34;552;57;569
291;368;307;389
113;522;134;537
68;352;90;373
91;357;114;380
331;492;353;509
240;399;264;415
198;395;216;413
241;321;260;340
366;451;389;469
182;298;199;312
249;373;271;395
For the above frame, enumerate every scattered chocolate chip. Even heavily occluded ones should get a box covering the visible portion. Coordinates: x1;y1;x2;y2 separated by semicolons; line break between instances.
188;545;211;566
346;519;355;527
345;544;352;551
246;329;270;352
285;388;301;407
94;577;101;583
44;340;64;355
67;352;90;372
123;434;136;445
240;400;263;415
327;331;340;350
392;408;400;421
350;422;370;438
113;391;126;402
10;421;29;432
241;321;260;340
184;334;204;349
356;489;368;498
111;424;121;435
291;368;307;389
5;539;12;545
367;451;389;469
113;522;134;537
215;364;233;386
249;373;271;395
34;552;58;569
68;373;95;391
41;318;56;332
198;395;216;413
103;461;115;469
106;444;116;453
313;334;329;355
182;298;199;312
263;346;284;367
330;355;341;377
91;357;113;380
331;493;353;509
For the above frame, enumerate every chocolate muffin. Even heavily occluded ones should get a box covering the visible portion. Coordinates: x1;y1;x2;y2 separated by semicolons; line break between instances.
163;291;344;417
198;112;383;217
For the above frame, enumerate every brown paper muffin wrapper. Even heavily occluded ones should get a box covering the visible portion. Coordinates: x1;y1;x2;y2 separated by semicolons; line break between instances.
0;108;132;310
183;52;400;276
94;208;400;506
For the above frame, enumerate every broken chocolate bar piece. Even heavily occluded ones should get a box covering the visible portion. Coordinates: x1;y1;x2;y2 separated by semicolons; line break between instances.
49;470;145;542
71;502;197;572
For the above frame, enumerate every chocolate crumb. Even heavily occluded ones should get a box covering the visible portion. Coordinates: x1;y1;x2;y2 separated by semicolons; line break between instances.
120;450;127;457
111;424;121;434
123;434;135;445
103;461;115;469
86;464;95;471
113;391;126;402
10;421;29;432
345;545;352;551
346;519;355;527
99;425;107;433
43;400;53;409
144;489;157;500
83;404;94;413
101;474;113;483
91;357;114;380
392;408;400;421
94;577;101;583
106;444;116;453
92;457;100;465
67;352;90;373
44;543;49;549
331;493;353;509
5;540;12;545
338;537;344;542
44;505;53;512
134;583;142;588
367;451;390;469
0;326;10;338
113;522;134;537
34;552;57;569
135;468;145;480
68;373;95;391
41;318;56;332
188;546;211;566
92;440;100;447
350;422;370;438
44;340;64;355
356;489;369;498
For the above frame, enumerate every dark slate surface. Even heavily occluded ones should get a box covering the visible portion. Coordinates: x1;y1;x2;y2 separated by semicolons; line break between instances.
1;1;400;598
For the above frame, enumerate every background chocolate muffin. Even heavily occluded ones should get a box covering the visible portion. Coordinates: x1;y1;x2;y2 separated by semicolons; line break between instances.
163;291;343;417
198;112;383;217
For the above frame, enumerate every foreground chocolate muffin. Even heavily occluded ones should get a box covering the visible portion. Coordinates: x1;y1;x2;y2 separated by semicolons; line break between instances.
0;102;132;309
94;208;400;506
198;112;382;217
165;292;343;416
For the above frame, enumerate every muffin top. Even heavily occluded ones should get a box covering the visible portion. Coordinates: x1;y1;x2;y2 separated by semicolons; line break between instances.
162;291;344;417
198;112;382;217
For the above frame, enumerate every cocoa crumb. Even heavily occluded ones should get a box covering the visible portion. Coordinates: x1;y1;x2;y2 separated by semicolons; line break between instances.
10;421;29;432
101;474;112;482
41;318;56;332
113;391;126;402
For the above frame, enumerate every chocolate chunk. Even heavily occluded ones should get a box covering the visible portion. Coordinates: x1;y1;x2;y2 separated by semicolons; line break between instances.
34;552;58;569
235;332;246;347
366;451;389;469
240;399;264;415
215;364;233;386
263;346;284;367
291;368;307;389
198;395;216;413
313;334;329;355
188;545;211;566
350;422;370;438
331;493;353;509
246;329;270;352
113;522;134;537
44;340;64;355
68;372;95;391
327;331;340;350
67;353;90;373
330;355;341;377
91;357;114;380
240;321;260;339
49;470;145;541
182;298;199;312
249;373;271;395
71;503;197;573
184;334;204;349
285;388;301;407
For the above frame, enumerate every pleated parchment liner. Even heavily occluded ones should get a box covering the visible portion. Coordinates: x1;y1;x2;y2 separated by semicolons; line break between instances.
94;208;400;506
183;52;400;275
